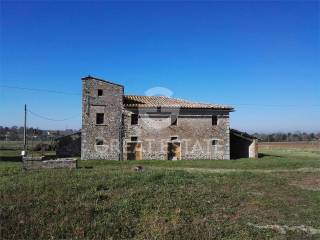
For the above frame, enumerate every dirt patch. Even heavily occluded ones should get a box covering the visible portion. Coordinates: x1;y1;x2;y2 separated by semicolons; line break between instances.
288;174;320;191
247;222;320;235
151;167;320;174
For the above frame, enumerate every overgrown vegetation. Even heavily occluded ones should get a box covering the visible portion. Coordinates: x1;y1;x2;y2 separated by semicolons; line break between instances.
0;147;319;239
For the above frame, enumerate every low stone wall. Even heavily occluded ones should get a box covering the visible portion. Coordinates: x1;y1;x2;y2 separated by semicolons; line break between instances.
23;157;77;170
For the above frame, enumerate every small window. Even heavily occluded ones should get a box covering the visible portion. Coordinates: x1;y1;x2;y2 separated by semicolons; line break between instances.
98;89;103;96
212;116;218;125
96;138;104;145
131;136;138;141
131;114;138;125
96;113;104;124
171;136;178;140
212;140;217;145
171;115;177;126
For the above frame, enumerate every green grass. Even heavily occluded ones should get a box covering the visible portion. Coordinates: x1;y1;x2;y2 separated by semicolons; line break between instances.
0;148;320;239
0;140;53;150
78;148;320;170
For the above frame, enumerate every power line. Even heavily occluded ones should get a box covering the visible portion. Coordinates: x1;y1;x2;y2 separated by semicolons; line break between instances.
1;85;319;108
0;85;81;96
28;109;79;122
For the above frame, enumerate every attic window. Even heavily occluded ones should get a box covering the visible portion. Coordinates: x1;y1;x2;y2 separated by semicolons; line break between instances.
131;114;138;125
98;89;103;96
171;115;177;126
96;138;104;145
96;113;104;124
212;116;218;126
131;136;138;141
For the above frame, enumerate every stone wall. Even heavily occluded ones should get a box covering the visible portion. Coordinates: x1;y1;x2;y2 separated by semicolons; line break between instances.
23;157;77;170
249;139;258;158
81;77;124;160
123;108;230;160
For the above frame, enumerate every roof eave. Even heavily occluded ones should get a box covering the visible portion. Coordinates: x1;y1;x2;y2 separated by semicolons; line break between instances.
125;105;234;111
230;128;258;140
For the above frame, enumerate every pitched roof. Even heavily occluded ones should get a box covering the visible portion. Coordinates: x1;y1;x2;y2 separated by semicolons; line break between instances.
230;129;258;140
124;95;233;110
55;131;81;140
82;75;124;88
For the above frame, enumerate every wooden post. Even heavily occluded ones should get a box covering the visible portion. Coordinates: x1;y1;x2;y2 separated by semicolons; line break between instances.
23;104;27;151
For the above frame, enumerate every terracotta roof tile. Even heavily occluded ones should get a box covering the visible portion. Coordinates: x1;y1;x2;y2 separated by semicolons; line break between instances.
124;95;233;110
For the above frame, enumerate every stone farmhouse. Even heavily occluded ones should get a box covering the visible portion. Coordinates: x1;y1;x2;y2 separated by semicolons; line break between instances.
78;76;258;161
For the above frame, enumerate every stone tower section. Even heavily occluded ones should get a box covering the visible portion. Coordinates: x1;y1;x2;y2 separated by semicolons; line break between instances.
81;76;124;160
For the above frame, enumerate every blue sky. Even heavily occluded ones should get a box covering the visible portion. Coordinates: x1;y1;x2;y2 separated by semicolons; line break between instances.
0;1;319;133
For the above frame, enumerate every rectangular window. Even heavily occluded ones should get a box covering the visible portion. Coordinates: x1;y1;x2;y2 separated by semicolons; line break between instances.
98;89;103;96
131;136;138;141
171;136;178;140
212;140;217;145
131;114;138;125
96;113;104;124
171;115;177;126
212;116;218;125
96;138;104;145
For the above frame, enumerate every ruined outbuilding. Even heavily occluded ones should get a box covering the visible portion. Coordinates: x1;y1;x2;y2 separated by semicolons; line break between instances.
230;129;258;159
55;132;81;157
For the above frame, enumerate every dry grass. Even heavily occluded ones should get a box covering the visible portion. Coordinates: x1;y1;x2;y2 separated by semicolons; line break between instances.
0;146;320;239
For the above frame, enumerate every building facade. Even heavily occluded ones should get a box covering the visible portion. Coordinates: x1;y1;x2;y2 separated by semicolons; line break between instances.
81;76;235;160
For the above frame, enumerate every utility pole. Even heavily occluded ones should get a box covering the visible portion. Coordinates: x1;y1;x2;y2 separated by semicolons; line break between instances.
23;104;27;151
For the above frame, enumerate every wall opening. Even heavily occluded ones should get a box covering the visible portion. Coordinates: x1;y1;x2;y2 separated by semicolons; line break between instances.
171;115;177;126
212;115;218;125
212;139;218;159
96;138;104;145
168;142;181;160
131;114;138;125
98;89;103;96
131;136;138;141
96;113;104;124
127;142;142;160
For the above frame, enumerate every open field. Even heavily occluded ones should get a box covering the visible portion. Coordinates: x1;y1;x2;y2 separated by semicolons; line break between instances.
0;140;54;150
259;141;320;150
0;144;320;239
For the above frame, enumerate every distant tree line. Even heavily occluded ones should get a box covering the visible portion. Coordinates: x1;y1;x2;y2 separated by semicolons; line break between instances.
1;126;319;143
253;132;320;142
0;126;79;141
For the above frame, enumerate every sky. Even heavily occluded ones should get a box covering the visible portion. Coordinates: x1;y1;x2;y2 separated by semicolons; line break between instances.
0;0;319;133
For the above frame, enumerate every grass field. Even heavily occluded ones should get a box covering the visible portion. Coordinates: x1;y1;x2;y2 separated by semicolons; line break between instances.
0;144;320;239
0;140;53;150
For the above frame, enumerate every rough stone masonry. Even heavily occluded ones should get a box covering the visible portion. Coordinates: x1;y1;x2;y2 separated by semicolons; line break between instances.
81;76;236;160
